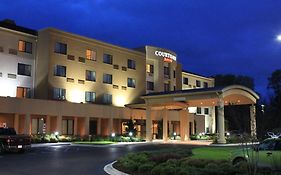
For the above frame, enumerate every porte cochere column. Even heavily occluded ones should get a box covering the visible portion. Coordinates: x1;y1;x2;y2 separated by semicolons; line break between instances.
146;106;152;141
162;109;168;142
250;105;257;138
217;96;226;144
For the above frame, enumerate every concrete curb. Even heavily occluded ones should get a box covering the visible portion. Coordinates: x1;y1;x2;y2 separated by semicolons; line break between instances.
31;142;71;148
211;142;259;147
104;161;129;175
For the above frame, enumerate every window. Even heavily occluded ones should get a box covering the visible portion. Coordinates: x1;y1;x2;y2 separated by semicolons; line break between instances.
54;65;66;77
86;70;96;82
196;80;201;87
128;59;136;69
62;119;73;135
164;66;170;78
53;88;66;100
103;94;112;104
164;83;170;91
103;54;113;64
54;42;67;55
31;118;44;134
204;108;209;115
16;87;31;98
196;107;201;114
18;40;32;53
183;77;189;85
103;74;112;84
85;91;96;103
127;78;136;88
147;81;154;91
17;63;31;76
173;70;176;78
86;49;96;61
203;82;208;88
146;64;154;73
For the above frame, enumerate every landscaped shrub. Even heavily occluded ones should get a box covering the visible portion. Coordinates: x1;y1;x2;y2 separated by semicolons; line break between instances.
138;163;155;173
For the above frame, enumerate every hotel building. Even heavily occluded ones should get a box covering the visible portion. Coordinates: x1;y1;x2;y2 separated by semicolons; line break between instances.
0;19;259;143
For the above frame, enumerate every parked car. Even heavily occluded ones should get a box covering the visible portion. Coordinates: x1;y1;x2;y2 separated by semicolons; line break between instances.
231;137;281;170
0;127;31;153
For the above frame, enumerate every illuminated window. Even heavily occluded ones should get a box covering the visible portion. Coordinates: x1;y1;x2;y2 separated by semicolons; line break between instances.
203;82;208;88
18;40;32;53
164;83;170;92
62;119;73;135
147;81;154;91
146;64;154;73
85;91;96;103
17;63;31;76
103;93;112;104
164;66;170;76
54;42;67;55
103;74;112;84
86;49;96;61
183;77;189;85
103;54;113;64
53;88;66;100
196;80;201;87
128;59;136;69
16;87;31;98
86;70;96;81
54;65;66;77
127;78;136;88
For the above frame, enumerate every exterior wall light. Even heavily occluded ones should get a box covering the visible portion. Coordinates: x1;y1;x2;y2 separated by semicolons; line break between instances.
129;132;133;137
111;132;116;137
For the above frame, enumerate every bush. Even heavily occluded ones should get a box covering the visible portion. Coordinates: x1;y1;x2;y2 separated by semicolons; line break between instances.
138;163;154;173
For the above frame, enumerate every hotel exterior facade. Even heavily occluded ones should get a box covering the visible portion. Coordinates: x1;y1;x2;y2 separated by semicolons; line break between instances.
0;20;259;143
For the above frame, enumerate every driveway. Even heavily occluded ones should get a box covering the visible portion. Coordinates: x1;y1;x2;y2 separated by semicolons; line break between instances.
0;143;199;175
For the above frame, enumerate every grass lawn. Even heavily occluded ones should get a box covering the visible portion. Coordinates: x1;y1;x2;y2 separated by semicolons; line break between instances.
73;141;115;145
191;146;238;160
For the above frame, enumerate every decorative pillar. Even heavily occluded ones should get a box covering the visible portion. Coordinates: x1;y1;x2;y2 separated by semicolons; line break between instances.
109;118;113;135
97;118;101;135
24;114;31;135
146;106;152;141
46;115;51;134
74;117;78;135
56;115;62;135
211;107;216;134
84;117;90;136
163;109;168;142
14;114;19;134
217;96;226;144
180;109;189;141
250;105;257;138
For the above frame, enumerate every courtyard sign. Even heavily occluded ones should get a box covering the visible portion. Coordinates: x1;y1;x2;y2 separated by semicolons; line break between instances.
155;51;176;62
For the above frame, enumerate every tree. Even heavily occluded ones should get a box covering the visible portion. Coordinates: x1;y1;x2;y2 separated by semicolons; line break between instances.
268;69;281;95
213;74;254;89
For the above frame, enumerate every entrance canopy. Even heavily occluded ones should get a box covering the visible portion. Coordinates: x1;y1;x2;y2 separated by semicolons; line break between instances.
127;85;259;110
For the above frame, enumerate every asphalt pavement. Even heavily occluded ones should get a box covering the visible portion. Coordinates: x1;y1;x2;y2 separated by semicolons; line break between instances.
0;143;198;175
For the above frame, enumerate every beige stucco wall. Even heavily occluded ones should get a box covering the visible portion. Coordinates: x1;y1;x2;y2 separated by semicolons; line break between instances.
182;71;214;90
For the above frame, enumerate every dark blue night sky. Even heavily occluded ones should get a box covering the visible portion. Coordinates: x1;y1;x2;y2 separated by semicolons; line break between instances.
1;0;281;98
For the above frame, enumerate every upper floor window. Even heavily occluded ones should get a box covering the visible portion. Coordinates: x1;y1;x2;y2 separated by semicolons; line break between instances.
164;83;170;92
86;70;96;82
18;40;32;54
147;81;154;91
203;82;208;88
128;59;136;70
16;87;31;98
53;87;66;100
127;78;136;88
103;73;112;84
164;66;170;78
196;80;201;87
86;49;96;61
196;107;201;114
55;42;67;55
17;63;31;76
173;70;176;78
103;54;113;64
183;77;189;85
85;91;96;103
146;64;154;73
103;93;112;104
204;108;209;115
54;65;66;77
